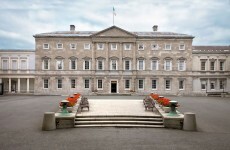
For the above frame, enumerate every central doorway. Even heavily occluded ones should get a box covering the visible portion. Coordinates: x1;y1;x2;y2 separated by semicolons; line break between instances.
111;81;117;93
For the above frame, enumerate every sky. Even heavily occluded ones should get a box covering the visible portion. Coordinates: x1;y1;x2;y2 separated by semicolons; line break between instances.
0;0;229;49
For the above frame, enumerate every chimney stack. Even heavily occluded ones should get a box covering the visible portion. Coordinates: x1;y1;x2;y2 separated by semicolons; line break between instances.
70;25;75;31
153;25;158;31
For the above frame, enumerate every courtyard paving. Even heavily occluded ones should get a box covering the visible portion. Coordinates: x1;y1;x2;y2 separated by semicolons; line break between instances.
0;95;230;150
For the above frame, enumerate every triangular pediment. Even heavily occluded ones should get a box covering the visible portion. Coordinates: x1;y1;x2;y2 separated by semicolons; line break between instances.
91;26;137;37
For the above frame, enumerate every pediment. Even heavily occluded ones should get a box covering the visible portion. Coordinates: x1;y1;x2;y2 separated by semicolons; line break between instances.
91;26;137;37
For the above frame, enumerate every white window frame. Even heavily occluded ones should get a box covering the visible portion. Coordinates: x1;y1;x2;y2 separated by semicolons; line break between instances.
111;43;117;50
124;60;131;70
70;43;77;50
57;79;62;89
97;79;103;90
201;61;206;71
165;79;171;90
97;60;104;70
42;59;50;70
84;43;91;50
219;61;225;71
151;79;157;90
20;59;27;70
84;79;90;89
43;43;49;49
69;59;77;70
110;60;117;70
164;60;172;71
137;60;145;70
97;43;104;50
56;59;64;70
70;79;76;88
43;79;49;89
2;59;9;70
124;43;131;50
11;59;18;70
179;80;185;90
179;44;185;50
138;79;144;90
138;44;144;50
210;61;215;71
151;44;158;50
57;43;63;49
124;79;131;90
151;60;159;71
165;44;171;50
83;60;91;70
201;80;207;90
178;60;186;71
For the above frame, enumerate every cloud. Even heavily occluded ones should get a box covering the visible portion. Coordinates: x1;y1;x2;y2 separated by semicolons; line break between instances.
0;0;229;49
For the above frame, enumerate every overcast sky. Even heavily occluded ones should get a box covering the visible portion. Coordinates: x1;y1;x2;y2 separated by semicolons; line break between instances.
0;0;229;49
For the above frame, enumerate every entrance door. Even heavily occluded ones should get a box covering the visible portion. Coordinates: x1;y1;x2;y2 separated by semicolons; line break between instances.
111;81;117;93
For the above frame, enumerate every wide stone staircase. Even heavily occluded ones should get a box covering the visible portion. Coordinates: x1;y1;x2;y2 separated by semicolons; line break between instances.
74;115;164;128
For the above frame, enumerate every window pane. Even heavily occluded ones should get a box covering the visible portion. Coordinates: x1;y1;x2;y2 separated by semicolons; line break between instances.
179;80;184;89
220;61;224;71
57;60;62;70
85;61;89;70
44;79;48;88
165;80;171;89
210;62;215;71
152;61;157;70
98;60;103;70
201;61;206;70
44;60;49;69
138;80;144;89
85;79;89;88
12;60;17;70
57;79;62;88
125;80;130;89
3;60;8;70
125;60;130;70
152;80;157;89
71;60;76;69
138;60;143;70
21;60;27;70
71;79;76;88
111;60;117;70
98;80;102;89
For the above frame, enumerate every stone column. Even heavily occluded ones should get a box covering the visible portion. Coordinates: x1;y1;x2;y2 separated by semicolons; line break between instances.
9;78;11;93
18;78;21;93
27;78;30;93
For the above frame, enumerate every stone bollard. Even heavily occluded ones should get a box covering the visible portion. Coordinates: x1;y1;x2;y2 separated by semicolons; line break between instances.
42;112;56;131
183;112;197;131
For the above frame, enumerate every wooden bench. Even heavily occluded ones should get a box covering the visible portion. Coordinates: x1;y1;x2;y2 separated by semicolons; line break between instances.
80;97;89;111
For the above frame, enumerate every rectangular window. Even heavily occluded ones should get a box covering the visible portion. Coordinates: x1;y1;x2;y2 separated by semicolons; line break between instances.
138;44;144;50
165;44;171;50
210;81;215;90
97;43;104;50
138;60;144;70
152;60;158;70
70;44;76;49
111;60;117;70
125;60;130;70
97;60;103;70
43;60;49;70
71;79;76;88
201;61;206;71
21;60;27;70
84;43;90;50
179;80;184;90
201;80;206;90
57;43;63;49
138;79;144;90
219;61;224;71
97;79;103;89
111;43;117;50
57;79;62;89
70;60;76;70
219;80;225;89
179;44;185;50
11;60;18;70
43;79;49;89
124;43;131;50
178;60;185;71
56;60;63;70
2;60;8;70
43;43;49;49
84;60;90;70
165;80;171;90
85;79;89;89
152;80;157;90
210;61;215;71
125;80;130;89
165;60;171;71
152;44;158;50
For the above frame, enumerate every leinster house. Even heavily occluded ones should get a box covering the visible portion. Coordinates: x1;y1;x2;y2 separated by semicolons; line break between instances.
0;25;229;96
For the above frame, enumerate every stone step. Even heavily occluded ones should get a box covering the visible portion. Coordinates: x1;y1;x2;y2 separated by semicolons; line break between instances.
75;117;163;122
76;115;162;118
75;120;163;125
74;124;164;128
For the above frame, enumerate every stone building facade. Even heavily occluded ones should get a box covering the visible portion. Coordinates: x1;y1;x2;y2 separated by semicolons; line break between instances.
0;50;35;93
33;25;196;95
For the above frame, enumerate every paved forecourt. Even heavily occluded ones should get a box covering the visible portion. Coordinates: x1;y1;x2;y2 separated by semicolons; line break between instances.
77;99;160;116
